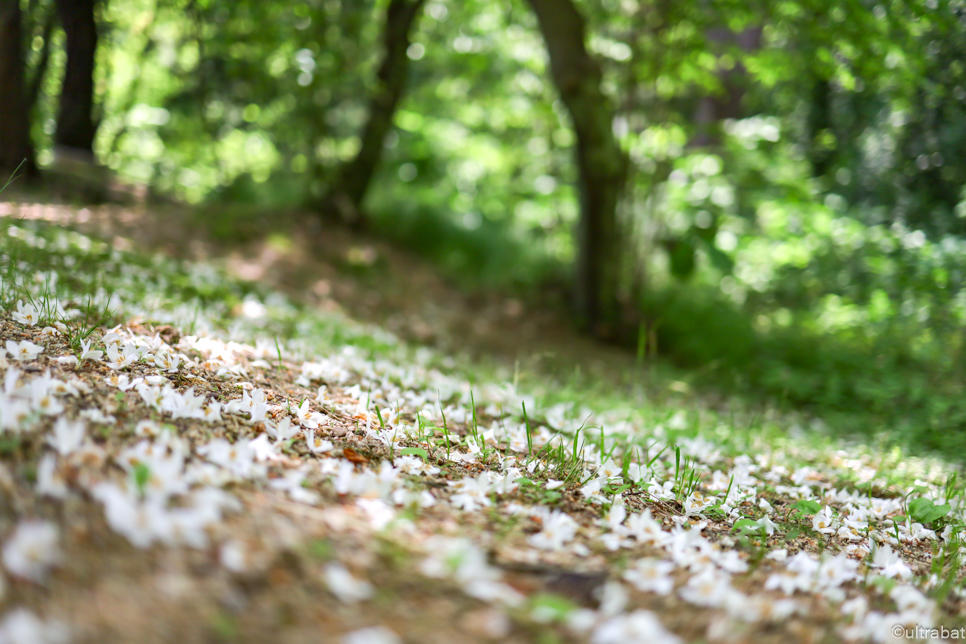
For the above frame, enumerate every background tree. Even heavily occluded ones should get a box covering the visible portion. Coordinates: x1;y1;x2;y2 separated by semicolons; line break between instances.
526;0;627;335
0;0;36;179
319;0;427;228
53;0;99;158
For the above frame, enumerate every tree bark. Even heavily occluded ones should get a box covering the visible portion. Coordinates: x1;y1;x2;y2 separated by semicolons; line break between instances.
0;0;36;180
320;0;426;228
54;0;98;157
526;0;627;334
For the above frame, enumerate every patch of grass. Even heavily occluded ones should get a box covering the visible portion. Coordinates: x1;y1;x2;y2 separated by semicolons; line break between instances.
208;612;239;642
305;539;334;562
60;296;115;355
639;284;966;461
0;437;22;454
0;160;26;194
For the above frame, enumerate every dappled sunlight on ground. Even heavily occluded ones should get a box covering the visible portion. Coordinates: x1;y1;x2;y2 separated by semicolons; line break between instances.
0;198;644;386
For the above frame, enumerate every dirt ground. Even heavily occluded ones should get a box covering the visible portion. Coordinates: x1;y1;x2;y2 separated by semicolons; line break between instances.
0;196;649;380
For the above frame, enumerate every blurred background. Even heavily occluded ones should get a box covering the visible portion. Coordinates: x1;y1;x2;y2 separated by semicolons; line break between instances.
2;0;966;457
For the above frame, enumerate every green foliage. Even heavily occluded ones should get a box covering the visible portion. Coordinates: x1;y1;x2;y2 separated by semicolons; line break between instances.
133;462;151;495
365;199;564;289
400;447;428;460
527;593;577;623
622;110;966;458
731;518;766;539
907;497;951;526
792;500;822;516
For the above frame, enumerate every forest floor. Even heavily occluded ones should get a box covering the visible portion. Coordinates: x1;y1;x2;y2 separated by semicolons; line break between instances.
0;196;963;644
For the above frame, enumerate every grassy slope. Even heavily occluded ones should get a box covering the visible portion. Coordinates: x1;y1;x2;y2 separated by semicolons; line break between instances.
0;206;963;643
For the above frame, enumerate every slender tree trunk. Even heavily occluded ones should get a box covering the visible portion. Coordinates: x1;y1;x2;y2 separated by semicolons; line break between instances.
526;0;627;335
0;0;36;180
54;0;98;158
320;0;425;228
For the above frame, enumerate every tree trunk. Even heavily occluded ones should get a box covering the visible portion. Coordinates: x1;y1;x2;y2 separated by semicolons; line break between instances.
526;0;627;335
0;0;35;180
54;0;98;158
320;0;425;228
806;76;833;178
